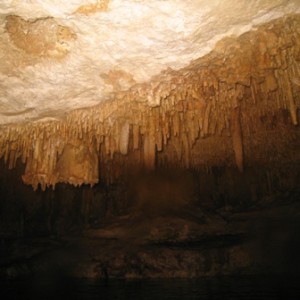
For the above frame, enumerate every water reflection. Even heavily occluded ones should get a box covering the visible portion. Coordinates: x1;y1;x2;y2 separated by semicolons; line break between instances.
2;275;300;300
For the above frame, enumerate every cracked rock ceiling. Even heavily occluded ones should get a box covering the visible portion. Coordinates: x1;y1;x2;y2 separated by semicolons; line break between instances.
0;0;300;189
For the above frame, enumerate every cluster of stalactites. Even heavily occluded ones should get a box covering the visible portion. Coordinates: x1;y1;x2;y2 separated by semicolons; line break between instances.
0;15;299;190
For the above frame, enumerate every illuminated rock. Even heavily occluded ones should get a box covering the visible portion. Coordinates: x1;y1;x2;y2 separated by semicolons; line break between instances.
0;1;299;189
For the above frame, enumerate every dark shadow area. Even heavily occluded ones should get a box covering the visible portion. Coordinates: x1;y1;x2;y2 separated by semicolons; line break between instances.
1;159;300;286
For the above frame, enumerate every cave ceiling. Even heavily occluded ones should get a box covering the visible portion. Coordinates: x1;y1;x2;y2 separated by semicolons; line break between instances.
0;0;300;189
1;0;299;124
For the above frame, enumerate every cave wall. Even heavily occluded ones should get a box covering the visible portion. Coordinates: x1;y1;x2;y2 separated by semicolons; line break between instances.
1;155;299;238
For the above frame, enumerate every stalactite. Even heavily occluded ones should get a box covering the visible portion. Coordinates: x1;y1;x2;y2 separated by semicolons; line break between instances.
182;131;190;168
55;142;98;187
265;71;278;92
143;133;156;170
155;130;163;152
230;107;244;173
0;15;299;188
187;111;198;145
203;102;212;135
162;113;170;145
119;121;130;155
173;112;180;137
283;70;298;125
132;124;140;150
250;77;257;104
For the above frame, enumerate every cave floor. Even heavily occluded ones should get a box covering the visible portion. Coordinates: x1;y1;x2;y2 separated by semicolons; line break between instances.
1;194;300;279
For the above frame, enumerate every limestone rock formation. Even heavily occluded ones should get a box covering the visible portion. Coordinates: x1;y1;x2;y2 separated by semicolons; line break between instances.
0;1;299;189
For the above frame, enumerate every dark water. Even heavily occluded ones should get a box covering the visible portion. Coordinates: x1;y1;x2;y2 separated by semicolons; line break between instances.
1;275;300;300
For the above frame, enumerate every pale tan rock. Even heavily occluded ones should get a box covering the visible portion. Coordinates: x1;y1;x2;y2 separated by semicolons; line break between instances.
5;15;76;58
0;13;300;188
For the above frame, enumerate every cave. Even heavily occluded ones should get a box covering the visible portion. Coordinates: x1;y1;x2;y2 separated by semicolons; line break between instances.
1;0;300;299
